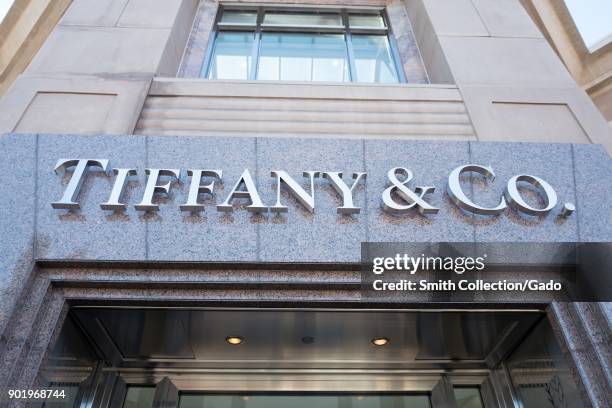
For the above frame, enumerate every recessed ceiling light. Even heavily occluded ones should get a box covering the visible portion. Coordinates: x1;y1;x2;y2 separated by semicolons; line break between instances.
371;337;389;346
226;336;243;345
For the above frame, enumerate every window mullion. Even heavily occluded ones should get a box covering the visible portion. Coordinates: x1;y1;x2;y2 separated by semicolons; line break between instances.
249;7;264;80
342;10;358;82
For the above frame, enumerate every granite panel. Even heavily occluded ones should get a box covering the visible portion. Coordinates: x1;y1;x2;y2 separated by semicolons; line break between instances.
470;142;578;242
0;276;51;387
36;134;147;260
364;140;474;243
43;267;359;285
602;302;612;325
1;133;611;400
0;134;609;269
256;138;367;263
61;287;358;303
145;135;258;262
572;144;612;242
7;287;64;388
0;134;36;337
549;302;611;406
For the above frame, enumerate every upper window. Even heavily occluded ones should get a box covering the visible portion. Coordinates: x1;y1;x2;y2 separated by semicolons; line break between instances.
202;6;405;83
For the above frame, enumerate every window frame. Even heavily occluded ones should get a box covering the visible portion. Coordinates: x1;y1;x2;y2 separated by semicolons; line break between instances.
201;4;407;83
177;391;432;408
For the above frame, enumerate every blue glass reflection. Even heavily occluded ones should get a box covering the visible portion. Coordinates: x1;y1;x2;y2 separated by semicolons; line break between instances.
179;394;431;408
352;35;399;83
258;33;349;82
207;32;254;80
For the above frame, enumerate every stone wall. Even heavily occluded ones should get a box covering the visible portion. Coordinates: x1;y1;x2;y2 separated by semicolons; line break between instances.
0;132;610;405
0;0;610;153
1;133;610;333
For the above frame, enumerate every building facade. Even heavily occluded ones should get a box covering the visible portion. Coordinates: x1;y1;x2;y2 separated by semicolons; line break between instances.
520;0;612;127
0;0;610;407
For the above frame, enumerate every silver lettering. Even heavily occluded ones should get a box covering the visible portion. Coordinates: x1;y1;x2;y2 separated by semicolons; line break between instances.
322;172;367;214
505;174;558;215
217;169;268;213
447;164;506;215
270;170;320;213
135;169;180;212
381;167;438;215
52;158;110;210
100;168;137;211
180;169;222;212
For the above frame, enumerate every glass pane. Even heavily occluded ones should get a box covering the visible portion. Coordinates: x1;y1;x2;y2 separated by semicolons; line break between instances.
506;318;585;407
123;387;156;408
178;394;431;408
453;388;483;408
31;316;95;408
263;12;342;26
349;14;385;28
220;11;257;25
258;33;349;82
207;32;253;80
351;35;399;83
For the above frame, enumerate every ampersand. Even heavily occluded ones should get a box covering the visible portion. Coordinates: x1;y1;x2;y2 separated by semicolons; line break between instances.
381;167;439;215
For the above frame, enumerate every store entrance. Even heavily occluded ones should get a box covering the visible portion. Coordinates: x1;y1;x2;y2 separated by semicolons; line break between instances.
39;308;584;408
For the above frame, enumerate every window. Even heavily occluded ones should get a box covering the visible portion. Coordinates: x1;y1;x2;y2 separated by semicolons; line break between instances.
122;386;156;408
203;6;405;83
453;387;484;408
178;393;431;408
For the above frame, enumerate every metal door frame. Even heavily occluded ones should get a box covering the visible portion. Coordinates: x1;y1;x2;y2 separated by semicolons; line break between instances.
5;263;603;407
43;306;538;408
70;366;504;408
